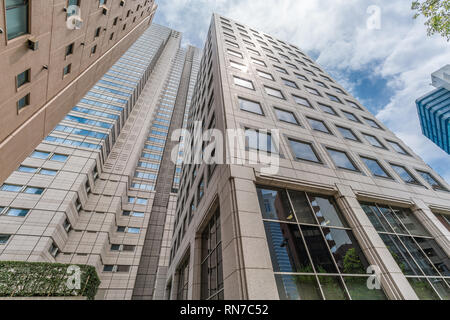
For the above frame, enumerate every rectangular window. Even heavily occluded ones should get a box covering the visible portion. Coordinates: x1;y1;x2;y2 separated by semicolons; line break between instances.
31;151;50;159
40;169;57;176
176;257;190;300
274;66;288;74
24;187;44;195
251;57;266;66
390;164;420;185
256;187;385;300
307;118;331;134
327;148;359;171
238;97;263;115
289;139;321;163
230;60;246;72
233;76;254;90
275;108;299;125
336;126;359;141
18;166;37;173
198;177;204;204
50;154;68;162
5;0;29;40
66;43;74;56
17;69;30;88
91;45;97;55
264;86;285;99
361;156;392;179
227;49;243;58
6;208;29;217
67;0;80;17
416;170;446;191
1;184;22;192
257;70;274;80
200;208;223;300
63;64;72;76
17;93;30;112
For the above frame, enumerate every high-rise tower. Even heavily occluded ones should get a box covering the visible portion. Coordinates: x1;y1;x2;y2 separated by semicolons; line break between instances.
0;22;201;300
165;14;450;300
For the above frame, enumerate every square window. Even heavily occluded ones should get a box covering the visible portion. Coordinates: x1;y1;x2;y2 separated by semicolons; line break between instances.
282;78;298;89
289;139;321;163
17;94;30;111
318;103;338;116
264;86;285;99
17;69;30;88
305;86;321;96
336;126;359;141
361;157;392;179
327;148;359;171
275;108;299;125
233;76;254;90
292;95;312;108
390;164;420;185
342;110;360;122
238;97;263;115
307;118;331;134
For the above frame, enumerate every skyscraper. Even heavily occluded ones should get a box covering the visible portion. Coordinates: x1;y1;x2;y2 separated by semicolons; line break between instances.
165;14;450;300
0;0;158;185
416;65;450;155
0;22;201;300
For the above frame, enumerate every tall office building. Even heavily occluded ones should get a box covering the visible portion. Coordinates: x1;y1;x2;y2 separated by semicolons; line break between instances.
0;20;201;300
416;65;450;155
0;0;158;185
165;14;450;300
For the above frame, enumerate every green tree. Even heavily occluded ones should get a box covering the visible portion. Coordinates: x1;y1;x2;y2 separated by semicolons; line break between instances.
411;0;450;41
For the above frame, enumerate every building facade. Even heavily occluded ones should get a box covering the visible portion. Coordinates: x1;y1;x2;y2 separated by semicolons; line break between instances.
165;14;450;300
0;0;158;185
416;65;450;155
0;21;202;300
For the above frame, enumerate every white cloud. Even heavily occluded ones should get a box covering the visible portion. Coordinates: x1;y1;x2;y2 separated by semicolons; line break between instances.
154;0;450;182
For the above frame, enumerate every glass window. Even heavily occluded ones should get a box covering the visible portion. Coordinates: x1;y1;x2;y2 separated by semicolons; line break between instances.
233;76;254;90
295;73;308;81
307;118;331;134
336;126;359;141
230;61;246;72
387;140;409;155
363;134;385;148
314;80;327;88
0;234;11;244
292;95;312;108
264;86;285;99
364;117;382;129
361;157;392;179
50;154;68;162
416;171;446;191
342;111;360;122
198;177;204;204
245;128;277;153
63;64;71;76
17;94;30;111
326;93;341;103
227;49;243;58
238;97;263;115
127;227;140;234
6;208;29;217
257;188;295;222
274;66;288;74
200;208;223;300
282;79;298;89
1;184;22;192
288;139;321;163
318;103;338;116
40;169;58;176
136;198;148;205
251;58;266;66
66;43;74;56
257;70;274;80
345;100;361;109
327;148;359;171
18;166;37;173
5;0;29;40
308;195;348;228
305;86;321;96
275;108;299;125
24;187;44;195
17;69;30;88
391;164;420;185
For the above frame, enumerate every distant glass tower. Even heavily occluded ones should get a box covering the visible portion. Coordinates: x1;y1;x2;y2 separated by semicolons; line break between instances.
416;65;450;154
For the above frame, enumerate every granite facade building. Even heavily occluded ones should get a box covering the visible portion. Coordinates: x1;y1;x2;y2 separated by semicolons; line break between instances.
0;21;201;300
165;14;450;300
416;65;450;155
0;0;158;185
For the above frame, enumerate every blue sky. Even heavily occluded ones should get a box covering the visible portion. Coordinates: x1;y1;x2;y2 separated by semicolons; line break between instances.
154;0;450;183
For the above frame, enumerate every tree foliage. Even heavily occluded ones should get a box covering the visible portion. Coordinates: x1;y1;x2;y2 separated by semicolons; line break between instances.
411;0;450;41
